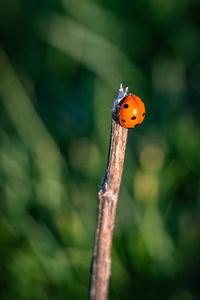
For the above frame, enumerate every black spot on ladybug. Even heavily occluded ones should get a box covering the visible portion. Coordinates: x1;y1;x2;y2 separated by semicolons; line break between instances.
124;104;129;108
143;113;145;116
131;116;136;120
122;119;125;122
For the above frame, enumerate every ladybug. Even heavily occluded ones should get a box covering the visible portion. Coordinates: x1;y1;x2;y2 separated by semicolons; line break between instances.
119;94;145;129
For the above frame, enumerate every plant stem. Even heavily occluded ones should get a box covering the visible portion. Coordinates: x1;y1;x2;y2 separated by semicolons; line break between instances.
90;114;128;300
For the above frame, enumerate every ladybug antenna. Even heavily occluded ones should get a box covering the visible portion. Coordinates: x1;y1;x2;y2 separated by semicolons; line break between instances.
119;83;129;94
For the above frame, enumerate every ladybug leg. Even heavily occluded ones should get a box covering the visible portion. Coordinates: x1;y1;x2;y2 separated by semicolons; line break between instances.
112;83;128;121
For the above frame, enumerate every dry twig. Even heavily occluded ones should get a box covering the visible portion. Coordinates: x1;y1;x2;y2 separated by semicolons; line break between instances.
90;84;129;300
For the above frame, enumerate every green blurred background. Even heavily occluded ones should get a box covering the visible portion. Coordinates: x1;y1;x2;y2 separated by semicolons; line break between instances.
0;0;200;299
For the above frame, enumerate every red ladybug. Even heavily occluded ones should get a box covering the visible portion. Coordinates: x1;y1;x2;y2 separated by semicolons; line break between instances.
119;95;145;129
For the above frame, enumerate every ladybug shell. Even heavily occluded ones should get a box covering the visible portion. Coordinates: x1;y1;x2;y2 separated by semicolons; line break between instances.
119;95;145;129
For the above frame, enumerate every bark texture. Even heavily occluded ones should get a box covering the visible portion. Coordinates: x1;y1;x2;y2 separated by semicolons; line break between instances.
90;118;128;300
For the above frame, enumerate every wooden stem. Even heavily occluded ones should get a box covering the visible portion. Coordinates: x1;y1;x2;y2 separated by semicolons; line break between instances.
90;118;128;300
